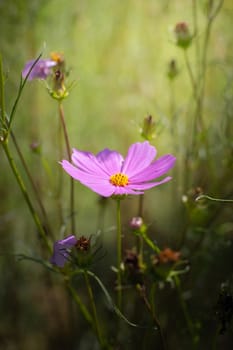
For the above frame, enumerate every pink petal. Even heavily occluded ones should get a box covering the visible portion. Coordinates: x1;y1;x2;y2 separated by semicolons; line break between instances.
61;160;109;182
113;186;144;195
96;149;124;175
128;176;172;190
80;182;115;197
122;142;157;177
130;155;176;182
72;150;108;176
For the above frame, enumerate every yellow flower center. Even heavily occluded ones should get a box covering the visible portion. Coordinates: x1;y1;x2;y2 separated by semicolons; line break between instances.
110;173;129;187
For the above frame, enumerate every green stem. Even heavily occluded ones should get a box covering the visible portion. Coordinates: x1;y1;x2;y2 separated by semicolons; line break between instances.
116;199;122;309
174;275;197;345
140;230;160;254
7;54;42;134
84;271;105;348
1;140;51;253
67;281;93;326
138;285;167;350
58;102;75;233
183;49;198;102
137;195;144;263
0;55;6;129
10;130;53;238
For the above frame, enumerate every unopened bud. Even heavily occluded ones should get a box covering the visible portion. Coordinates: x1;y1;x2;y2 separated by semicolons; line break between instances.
141;115;156;141
30;142;41;154
174;22;192;49
167;59;179;80
130;216;143;230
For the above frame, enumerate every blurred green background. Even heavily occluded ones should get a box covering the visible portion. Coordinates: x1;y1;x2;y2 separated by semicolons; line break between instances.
0;0;233;349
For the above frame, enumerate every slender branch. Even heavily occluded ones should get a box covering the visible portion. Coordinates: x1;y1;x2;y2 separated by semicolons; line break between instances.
10;130;53;238
1;140;51;253
66;281;93;326
0;55;6;128
116;199;122;309
58;102;75;233
174;275;197;344
138;285;167;350
137;195;144;262
7;54;42;133
84;271;105;348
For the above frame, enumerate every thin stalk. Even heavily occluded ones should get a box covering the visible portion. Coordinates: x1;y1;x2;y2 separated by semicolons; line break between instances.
183;49;199;105
137;194;144;263
174;275;197;345
67;281;93;326
57;115;65;228
192;0;200;79
1;141;51;253
138;286;167;350
58;102;75;233
198;0;224;128
7;54;42;133
140;229;160;254
10;130;53;238
84;271;106;348
0;55;6;128
116;199;122;309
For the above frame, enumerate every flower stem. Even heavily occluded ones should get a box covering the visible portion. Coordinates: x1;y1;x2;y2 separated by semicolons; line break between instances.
137;194;144;263
116;199;122;309
174;275;198;345
66;281;93;326
138;285;167;350
0;55;6;128
84;271;106;348
58;102;75;233
10;130;53;238
1;140;51;253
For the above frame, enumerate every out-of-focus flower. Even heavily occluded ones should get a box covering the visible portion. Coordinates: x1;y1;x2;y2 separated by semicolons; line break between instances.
152;247;181;265
123;249;144;285
124;249;140;271
150;247;183;282
50;235;77;268
50;52;65;66
140;115;156;141
174;22;192;49
22;59;57;80
61;141;176;197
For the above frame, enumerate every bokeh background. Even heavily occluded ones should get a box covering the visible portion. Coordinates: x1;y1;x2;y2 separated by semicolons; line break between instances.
0;0;233;349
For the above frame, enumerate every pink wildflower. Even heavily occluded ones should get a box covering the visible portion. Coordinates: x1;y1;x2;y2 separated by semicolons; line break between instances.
61;141;176;197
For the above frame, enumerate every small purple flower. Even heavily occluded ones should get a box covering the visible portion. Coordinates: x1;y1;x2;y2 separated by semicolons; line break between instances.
22;58;57;80
50;235;77;267
61;141;176;197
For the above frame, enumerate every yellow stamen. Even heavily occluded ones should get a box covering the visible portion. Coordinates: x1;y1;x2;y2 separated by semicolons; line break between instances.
110;173;129;187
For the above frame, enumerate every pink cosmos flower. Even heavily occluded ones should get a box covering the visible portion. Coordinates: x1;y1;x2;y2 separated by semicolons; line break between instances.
22;58;57;80
61;141;176;197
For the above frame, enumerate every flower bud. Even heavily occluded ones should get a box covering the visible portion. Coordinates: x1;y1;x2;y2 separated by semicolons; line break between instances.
30;142;41;154
167;59;179;80
129;216;143;230
140;115;156;141
174;22;192;49
74;235;92;267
